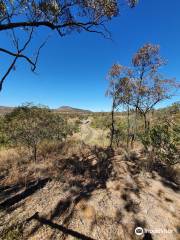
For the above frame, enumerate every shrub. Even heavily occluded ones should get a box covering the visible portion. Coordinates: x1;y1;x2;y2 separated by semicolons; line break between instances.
3;104;77;161
151;124;179;165
138;132;150;150
0;116;9;147
106;119;127;148
140;123;179;166
49;113;79;141
91;115;111;130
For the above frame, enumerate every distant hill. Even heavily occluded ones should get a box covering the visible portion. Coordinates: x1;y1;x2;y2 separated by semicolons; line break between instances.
0;105;92;115
1;103;178;115
56;106;92;113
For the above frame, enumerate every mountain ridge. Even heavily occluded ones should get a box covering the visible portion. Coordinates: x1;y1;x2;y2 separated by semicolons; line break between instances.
0;105;92;115
56;106;92;113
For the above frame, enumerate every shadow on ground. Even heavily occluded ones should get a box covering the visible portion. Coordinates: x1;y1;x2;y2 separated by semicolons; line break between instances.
26;146;115;239
0;178;50;210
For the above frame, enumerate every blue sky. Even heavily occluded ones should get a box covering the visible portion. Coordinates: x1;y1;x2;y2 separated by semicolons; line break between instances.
0;0;180;111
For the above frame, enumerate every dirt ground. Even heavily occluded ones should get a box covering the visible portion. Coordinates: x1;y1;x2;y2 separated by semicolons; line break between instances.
0;147;179;240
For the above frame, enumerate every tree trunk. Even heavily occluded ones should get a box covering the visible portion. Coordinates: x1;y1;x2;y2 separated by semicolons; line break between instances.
127;105;130;149
110;99;115;149
143;113;149;133
134;107;138;139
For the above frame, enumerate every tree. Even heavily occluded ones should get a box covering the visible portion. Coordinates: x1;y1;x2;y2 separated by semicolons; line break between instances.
106;64;121;148
50;112;79;141
4;104;51;161
131;43;179;133
0;0;138;91
4;104;74;161
106;43;179;149
106;63;134;148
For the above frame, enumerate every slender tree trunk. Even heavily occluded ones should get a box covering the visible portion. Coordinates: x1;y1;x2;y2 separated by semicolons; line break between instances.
143;113;148;133
110;99;115;149
127;105;130;149
130;107;138;149
143;113;150;152
134;107;138;138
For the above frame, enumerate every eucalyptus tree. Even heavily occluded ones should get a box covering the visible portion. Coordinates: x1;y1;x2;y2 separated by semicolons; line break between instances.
131;43;179;133
107;43;179;148
106;64;133;148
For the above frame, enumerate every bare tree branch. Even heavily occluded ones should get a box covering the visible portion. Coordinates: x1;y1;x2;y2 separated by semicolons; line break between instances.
0;57;17;91
0;21;99;32
0;28;38;90
0;48;36;68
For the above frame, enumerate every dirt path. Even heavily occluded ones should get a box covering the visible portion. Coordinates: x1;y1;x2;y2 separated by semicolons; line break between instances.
79;120;109;147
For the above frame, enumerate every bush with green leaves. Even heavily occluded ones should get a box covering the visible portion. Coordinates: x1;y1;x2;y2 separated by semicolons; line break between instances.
3;104;77;161
49;113;79;141
138;132;150;150
140;124;179;166
91;114;111;130
111;120;127;147
0;116;8;147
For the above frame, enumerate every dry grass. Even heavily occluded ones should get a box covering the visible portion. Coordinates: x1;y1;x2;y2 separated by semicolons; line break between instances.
0;147;28;185
76;200;96;220
0;140;92;188
0;148;19;165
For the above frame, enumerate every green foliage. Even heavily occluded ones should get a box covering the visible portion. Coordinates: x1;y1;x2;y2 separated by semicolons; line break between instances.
5;105;50;141
48;113;79;141
0;116;8;147
2;104;77;161
111;120;127;147
168;102;180;114
91;115;111;130
138;132;150;149
150;125;179;165
71;119;81;134
173;124;180;143
91;114;129;147
140;123;179;166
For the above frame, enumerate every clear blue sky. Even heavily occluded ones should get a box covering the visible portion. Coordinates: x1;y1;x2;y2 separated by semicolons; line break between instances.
0;0;180;111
